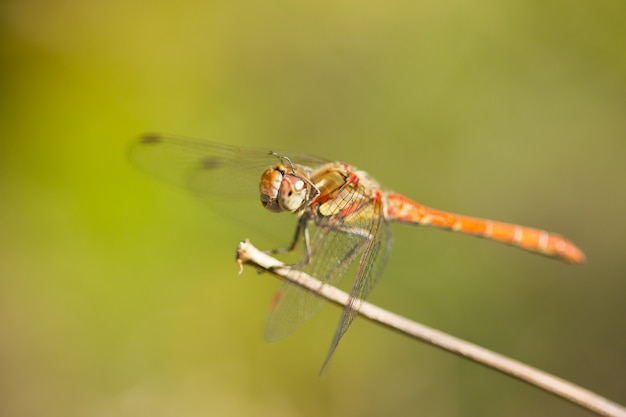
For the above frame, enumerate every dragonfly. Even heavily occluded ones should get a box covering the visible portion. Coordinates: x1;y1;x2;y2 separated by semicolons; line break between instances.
130;133;585;371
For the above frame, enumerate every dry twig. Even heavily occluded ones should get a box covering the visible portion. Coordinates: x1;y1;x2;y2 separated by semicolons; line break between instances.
236;239;626;417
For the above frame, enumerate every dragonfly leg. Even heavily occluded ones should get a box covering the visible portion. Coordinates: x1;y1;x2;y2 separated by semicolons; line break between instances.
267;223;371;300
265;216;373;277
265;216;317;272
264;215;310;256
281;220;373;285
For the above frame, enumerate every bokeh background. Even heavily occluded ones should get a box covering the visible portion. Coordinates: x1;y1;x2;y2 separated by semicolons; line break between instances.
1;1;625;416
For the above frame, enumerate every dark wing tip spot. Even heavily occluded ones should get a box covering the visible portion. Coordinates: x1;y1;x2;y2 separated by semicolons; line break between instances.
140;133;163;144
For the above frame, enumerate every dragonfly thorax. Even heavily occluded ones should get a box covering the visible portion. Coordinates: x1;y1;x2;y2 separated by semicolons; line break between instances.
260;164;312;213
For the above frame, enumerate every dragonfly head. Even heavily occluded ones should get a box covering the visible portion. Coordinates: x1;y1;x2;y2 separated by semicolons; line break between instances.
260;164;310;213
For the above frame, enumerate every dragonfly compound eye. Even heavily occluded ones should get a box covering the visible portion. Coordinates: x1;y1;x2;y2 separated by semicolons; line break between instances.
259;167;284;212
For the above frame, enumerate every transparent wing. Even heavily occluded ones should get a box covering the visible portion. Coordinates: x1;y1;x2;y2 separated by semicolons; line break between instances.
129;133;329;198
128;133;331;245
321;201;392;371
264;180;393;366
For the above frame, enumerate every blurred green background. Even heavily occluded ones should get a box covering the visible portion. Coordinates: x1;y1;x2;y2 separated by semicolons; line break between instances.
1;0;625;416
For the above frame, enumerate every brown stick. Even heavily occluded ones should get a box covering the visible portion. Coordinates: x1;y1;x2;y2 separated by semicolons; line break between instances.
236;239;626;417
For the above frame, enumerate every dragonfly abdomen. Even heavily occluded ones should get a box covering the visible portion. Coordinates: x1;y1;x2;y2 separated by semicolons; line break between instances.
385;193;585;264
